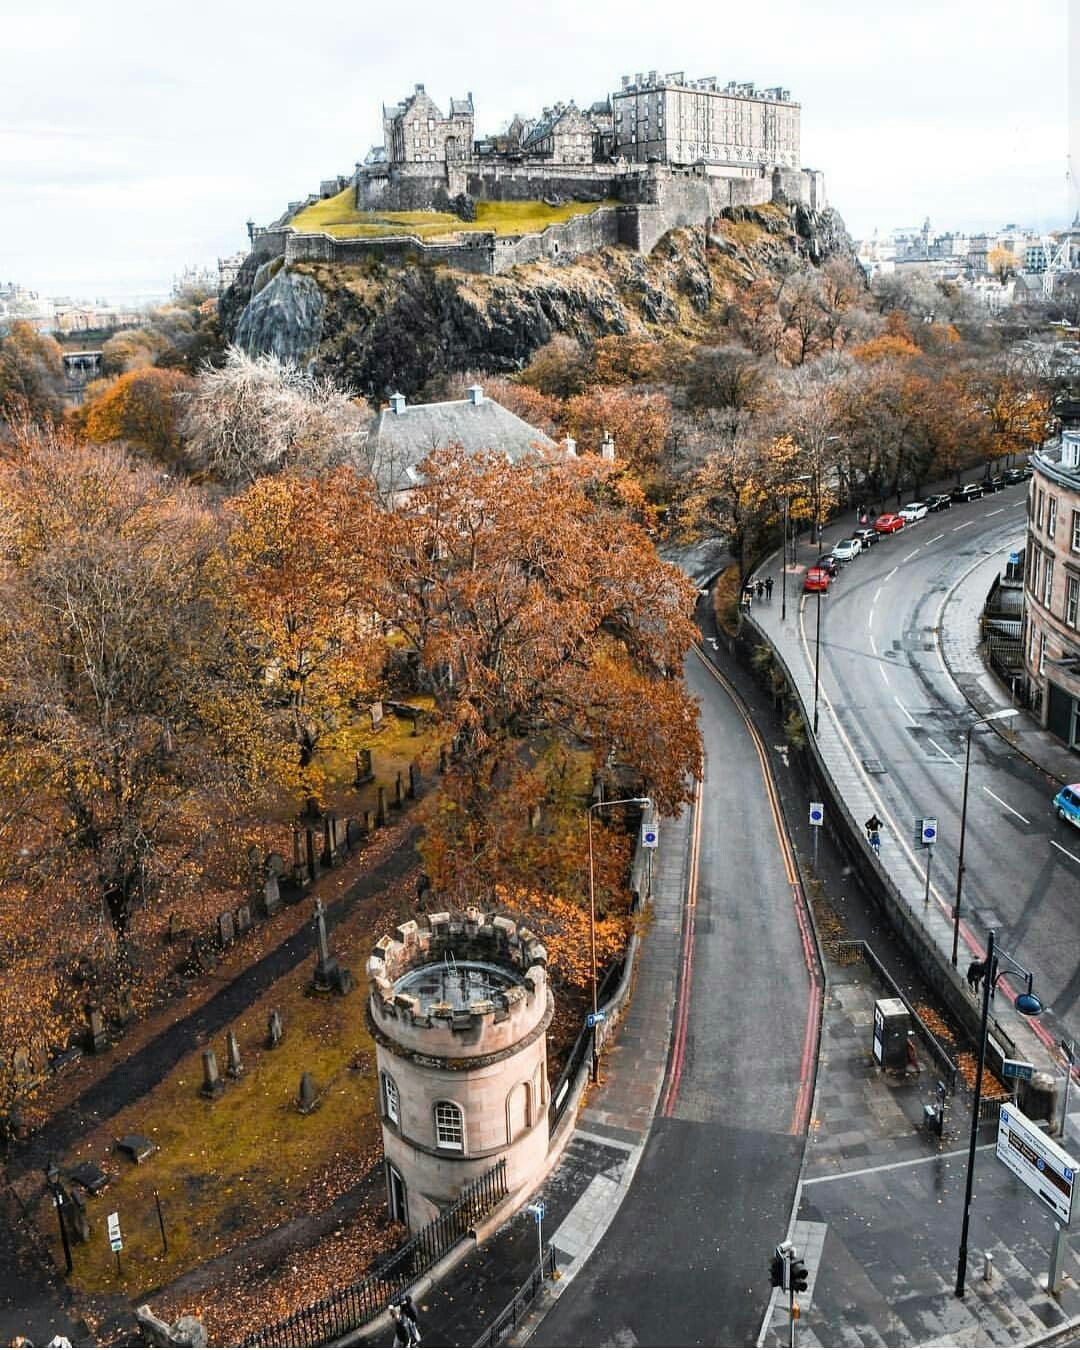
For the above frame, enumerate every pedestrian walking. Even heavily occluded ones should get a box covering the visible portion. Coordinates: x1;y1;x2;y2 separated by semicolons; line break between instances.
389;1306;409;1347
966;960;986;994
399;1294;422;1346
756;578;765;600
742;586;753;612
764;575;774;601
864;813;883;854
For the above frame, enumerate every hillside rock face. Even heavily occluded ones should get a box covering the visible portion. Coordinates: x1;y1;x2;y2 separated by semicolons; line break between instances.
222;205;856;399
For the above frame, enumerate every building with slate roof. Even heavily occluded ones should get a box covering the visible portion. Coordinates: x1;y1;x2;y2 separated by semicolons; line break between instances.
366;385;559;505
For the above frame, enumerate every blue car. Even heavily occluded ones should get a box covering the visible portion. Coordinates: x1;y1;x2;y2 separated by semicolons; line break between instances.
1052;783;1080;828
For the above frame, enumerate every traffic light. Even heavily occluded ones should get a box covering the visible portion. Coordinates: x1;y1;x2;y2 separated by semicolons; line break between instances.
770;1249;786;1289
790;1256;809;1293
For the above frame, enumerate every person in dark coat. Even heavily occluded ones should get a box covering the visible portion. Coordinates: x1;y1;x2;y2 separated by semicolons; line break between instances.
966;960;987;994
399;1294;421;1345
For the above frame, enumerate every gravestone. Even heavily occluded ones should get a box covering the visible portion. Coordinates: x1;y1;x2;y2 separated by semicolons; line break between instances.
217;911;235;948
116;989;134;1026
86;1004;108;1054
297;1072;317;1114
69;1161;109;1195
370;700;384;733
267;1009;283;1049
266;851;286;878
65;1187;91;1243
291;828;307;887
236;904;253;936
346;818;364;850
261;873;281;917
301;795;323;825
201;1047;224;1100
376;787;388;828
363;809;374;835
116;1134;155;1164
408;762;419;799
320;816;334;869
309;898;352;996
226;1029;244;1079
354;748;374;786
392;772;404;809
246;844;262;896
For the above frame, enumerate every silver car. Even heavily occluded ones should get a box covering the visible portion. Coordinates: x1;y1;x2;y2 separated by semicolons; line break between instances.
831;537;862;562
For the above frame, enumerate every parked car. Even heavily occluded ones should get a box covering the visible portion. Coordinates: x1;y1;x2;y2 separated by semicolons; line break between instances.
981;474;1006;494
951;482;984;502
925;493;952;512
853;526;879;547
816;553;839;576
804;566;830;593
1003;466;1032;485
874;513;906;533
899;501;928;523
1053;783;1080;828
831;537;862;563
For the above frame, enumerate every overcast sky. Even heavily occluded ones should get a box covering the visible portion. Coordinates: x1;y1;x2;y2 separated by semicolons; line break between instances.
1;0;1074;302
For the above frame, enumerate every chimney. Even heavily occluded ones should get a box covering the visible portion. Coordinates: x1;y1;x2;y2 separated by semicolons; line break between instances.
467;384;484;405
564;436;577;457
601;432;615;462
415;83;425;94
390;392;406;415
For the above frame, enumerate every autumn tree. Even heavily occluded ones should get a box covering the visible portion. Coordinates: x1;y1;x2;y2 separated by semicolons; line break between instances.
562;387;672;476
179;346;367;484
78;366;193;465
0;321;66;422
988;246;1021;283
516;336;592;399
365;448;702;896
591;334;663;386
683;345;769;413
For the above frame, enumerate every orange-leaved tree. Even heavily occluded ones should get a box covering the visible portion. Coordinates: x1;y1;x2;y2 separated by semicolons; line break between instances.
79;366;193;465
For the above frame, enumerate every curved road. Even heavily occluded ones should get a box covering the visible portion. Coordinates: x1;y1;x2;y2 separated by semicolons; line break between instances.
806;487;1080;1048
533;651;817;1347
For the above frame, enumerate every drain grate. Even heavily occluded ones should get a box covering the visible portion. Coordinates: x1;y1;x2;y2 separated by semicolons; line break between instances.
862;758;887;774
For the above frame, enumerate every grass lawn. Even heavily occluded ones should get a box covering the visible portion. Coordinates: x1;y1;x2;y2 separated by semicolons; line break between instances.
290;187;617;240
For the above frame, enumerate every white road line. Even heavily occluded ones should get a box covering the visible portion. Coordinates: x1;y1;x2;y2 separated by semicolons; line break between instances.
901;548;920;562
873;587;882;604
867;606;875;628
869;633;878;655
925;533;945;544
804;1143;996;1186
981;786;1031;824
884;567;897;582
953;521;973;531
986;507;1004;517
1052;839;1080;867
894;696;918;727
928;737;961;766
879;667;890;685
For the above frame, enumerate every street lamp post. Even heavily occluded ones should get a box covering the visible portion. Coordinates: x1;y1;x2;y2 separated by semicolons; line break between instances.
780;474;811;624
45;1162;73;1276
951;709;1020;966
588;794;651;1083
955;929;1043;1298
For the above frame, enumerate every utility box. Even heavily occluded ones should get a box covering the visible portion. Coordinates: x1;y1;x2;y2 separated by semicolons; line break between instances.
873;997;911;1072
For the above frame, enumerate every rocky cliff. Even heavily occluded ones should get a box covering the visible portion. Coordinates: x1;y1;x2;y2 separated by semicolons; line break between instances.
221;204;858;400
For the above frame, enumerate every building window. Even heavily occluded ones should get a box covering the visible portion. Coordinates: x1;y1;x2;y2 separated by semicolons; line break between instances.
1044;556;1054;608
1068;575;1080;628
1071;509;1080;553
1036;489;1045;530
1028;619;1038;664
1039;630;1047;675
381;1072;400;1125
1048;496;1058;538
434;1101;464;1151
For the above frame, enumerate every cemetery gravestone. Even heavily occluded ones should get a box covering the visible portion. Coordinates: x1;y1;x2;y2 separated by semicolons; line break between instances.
297;1072;317;1114
69;1161;109;1195
267;1010;283;1049
86;1004;108;1054
236;903;253;936
354;748;374;786
226;1029;244;1079
217;911;235;948
201;1047;224;1100
370;701;384;733
115;1134;155;1164
66;1187;91;1243
262;873;281;917
346;818;363;850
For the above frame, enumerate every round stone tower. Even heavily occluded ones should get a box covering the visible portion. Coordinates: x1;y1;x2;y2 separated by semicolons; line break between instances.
367;908;553;1232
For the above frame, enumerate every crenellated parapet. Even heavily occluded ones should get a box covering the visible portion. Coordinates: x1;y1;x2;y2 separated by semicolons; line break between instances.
367;909;551;1059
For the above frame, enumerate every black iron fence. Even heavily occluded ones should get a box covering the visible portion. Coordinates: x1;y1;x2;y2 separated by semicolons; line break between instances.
244;1158;508;1348
473;1246;558;1346
834;940;958;1094
547;957;624;1133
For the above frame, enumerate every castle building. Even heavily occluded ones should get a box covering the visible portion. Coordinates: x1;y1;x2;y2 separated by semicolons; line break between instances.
367;910;553;1232
382;83;474;166
610;71;800;171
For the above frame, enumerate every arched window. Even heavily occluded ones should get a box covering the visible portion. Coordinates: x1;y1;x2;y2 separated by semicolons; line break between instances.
434;1100;464;1151
381;1071;400;1126
506;1082;532;1141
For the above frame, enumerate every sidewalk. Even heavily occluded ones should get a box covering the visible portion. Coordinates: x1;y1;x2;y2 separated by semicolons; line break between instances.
356;792;694;1348
761;947;1080;1347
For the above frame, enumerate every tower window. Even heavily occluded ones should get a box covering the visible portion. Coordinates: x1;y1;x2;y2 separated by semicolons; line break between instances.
381;1072;399;1125
435;1101;464;1150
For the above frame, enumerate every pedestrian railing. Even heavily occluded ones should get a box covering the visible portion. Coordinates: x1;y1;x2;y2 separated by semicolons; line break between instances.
834;940;958;1094
548;958;623;1133
243;1159;508;1348
473;1246;558;1346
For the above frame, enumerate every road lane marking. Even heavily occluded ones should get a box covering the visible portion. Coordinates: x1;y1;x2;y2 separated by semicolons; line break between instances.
868;606;875;628
1052;839;1080;867
884;567;897;582
879;667;890;685
894;696;918;727
928;737;961;766
981;786;1030;823
873;587;882;604
953;521;973;531
805;1144;997;1186
986;507;1004;517
925;533;945;544
901;548;920;562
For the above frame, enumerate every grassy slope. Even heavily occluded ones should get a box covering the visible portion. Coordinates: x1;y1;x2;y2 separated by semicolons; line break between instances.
290;187;617;240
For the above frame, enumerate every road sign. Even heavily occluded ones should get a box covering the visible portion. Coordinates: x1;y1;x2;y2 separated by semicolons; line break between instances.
920;817;938;846
809;802;824;827
586;1011;606;1028
997;1104;1077;1225
1002;1058;1035;1081
107;1211;123;1253
527;1201;545;1223
641;822;659;849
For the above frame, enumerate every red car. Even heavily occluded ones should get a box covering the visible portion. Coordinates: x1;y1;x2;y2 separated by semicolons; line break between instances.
874;513;906;534
804;566;831;593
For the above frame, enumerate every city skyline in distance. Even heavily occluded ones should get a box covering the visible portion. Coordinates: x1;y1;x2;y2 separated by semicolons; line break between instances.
1;0;1073;300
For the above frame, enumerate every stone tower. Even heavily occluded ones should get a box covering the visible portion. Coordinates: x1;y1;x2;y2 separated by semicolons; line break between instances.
367;909;553;1232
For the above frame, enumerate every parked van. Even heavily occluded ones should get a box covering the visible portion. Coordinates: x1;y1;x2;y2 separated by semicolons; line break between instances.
1052;783;1080;828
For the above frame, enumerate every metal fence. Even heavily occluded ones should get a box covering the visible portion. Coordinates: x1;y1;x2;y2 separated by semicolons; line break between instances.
834;940;958;1094
473;1246;558;1346
244;1159;508;1348
547;958;624;1133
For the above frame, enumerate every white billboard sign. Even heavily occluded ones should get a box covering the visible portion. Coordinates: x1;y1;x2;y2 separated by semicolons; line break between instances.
996;1104;1077;1225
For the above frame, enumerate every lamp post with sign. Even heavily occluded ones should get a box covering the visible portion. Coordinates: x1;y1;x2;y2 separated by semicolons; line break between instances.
955;929;1043;1299
526;1200;546;1284
809;802;823;873
587;795;651;1082
915;816;937;905
45;1162;73;1275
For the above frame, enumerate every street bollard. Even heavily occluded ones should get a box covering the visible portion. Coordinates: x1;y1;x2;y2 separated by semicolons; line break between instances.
983;1251;993;1283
